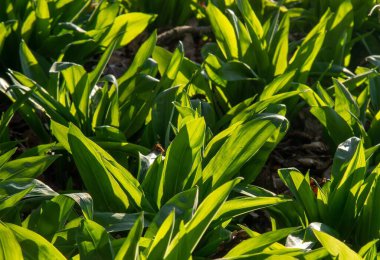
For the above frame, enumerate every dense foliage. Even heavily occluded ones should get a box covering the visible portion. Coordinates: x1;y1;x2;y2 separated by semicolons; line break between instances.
1;0;380;259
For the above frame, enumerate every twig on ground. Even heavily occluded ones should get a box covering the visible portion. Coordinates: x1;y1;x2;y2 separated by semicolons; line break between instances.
157;25;212;44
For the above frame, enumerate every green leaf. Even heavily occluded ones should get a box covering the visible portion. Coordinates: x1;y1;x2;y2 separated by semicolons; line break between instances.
50;62;91;128
145;211;175;260
236;0;269;76
0;155;59;180
145;187;198;239
77;219;114;260
269;13;290;76
231;91;299;125
164;178;241;259
204;53;227;88
0;83;37;141
369;76;380;112
0;221;23;260
89;35;119;88
355;167;380;245
7;223;66;260
226;9;253;65
63;193;93;220
94;212;147;233
151;86;179;143
153;43;184;89
219;60;258;81
68;123;153;212
115;213;143;260
206;3;238;59
321;0;353;67
0;185;34;214
333;78;360;127
9;70;77;125
23;194;75;240
260;71;296;100
159;118;205;204
19;40;48;85
236;0;264;40
213;196;290;224
312;229;362;260
278;168;319;221
225;227;301;257
300;248;330;260
309;106;354;147
98;13;156;48
34;0;51;43
119;74;159;137
118;31;157;85
287;10;332;83
358;239;378;259
0;178;58;198
239;110;288;183
203;114;288;189
328;137;366;236
51;120;71;152
0;148;17;169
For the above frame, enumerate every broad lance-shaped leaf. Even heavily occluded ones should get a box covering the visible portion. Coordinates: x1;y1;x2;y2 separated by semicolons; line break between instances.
8;70;78;125
19;40;48;85
0;222;23;259
63;193;94;220
89;35;119;88
239;107;288;184
278;168;320;222
202;114;288;190
34;0;50;43
0;178;58;198
164;178;241;259
115;213;143;260
260;70;296;100
67;123;153;212
144;187;198;239
236;0;270;76
206;2;238;59
153;42;184;89
309;106;353;147
118;31;157;87
320;0;353;67
0;148;17;169
333;78;360;127
355;167;380;245
287;9;332;83
231;91;299;125
312;229;361;260
327;137;366;236
94;212;147;233
77;219;114;259
145;211;175;260
224;227;301;257
358;239;379;259
236;0;263;40
151;86;178;144
23;194;75;241
212;196;290;224
226;9;253;65
50;62;91;128
98;12;156;48
0;155;59;180
23;193;93;241
159;117;205;205
0;185;34;214
269;13;290;76
6;223;66;260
